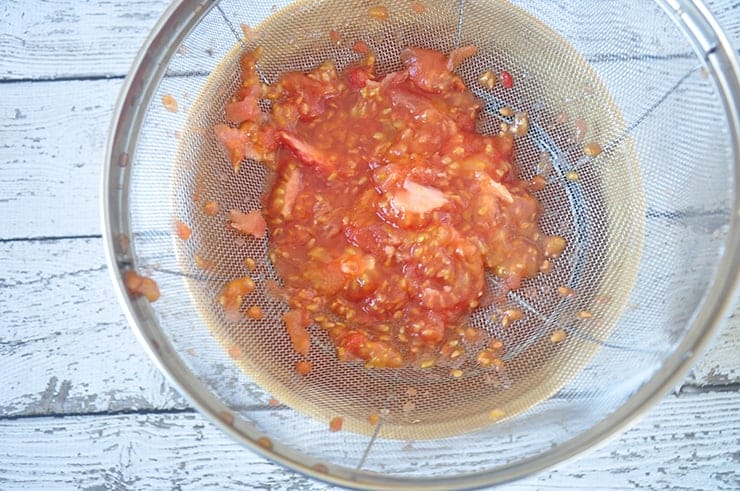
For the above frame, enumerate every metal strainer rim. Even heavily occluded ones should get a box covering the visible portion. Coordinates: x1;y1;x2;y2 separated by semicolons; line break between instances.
101;0;740;489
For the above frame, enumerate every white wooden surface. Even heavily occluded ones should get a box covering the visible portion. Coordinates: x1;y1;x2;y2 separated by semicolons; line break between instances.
0;1;738;489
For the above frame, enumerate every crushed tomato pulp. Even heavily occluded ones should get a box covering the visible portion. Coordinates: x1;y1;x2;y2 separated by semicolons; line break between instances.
215;46;564;368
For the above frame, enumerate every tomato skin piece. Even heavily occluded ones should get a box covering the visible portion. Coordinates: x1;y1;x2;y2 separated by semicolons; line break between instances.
203;201;220;216
329;416;343;432
401;46;465;93
277;131;332;172
246;305;264;319
368;5;389;20
281;168;302;218
447;45;478;70
228;210;267;238
213;124;248;170
389;87;442;121
380;70;408;88
390;179;449;214
283;310;311;356
411;2;426;14
215;47;278;170
239;48;263;82
225;96;261;124
235;48;265;106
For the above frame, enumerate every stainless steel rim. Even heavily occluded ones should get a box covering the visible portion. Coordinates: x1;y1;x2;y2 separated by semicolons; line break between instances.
101;0;740;489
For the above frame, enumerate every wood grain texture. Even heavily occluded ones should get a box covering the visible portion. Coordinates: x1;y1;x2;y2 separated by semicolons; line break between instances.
706;0;740;51
0;0;170;81
0;389;737;490
687;303;740;386
0;78;121;240
1;0;737;82
0;238;188;416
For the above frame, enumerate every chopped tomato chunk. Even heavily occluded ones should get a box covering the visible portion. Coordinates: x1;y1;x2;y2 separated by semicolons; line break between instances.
228;210;267;238
218;276;255;319
215;47;562;368
275;63;340;120
124;271;160;302
346;66;372;89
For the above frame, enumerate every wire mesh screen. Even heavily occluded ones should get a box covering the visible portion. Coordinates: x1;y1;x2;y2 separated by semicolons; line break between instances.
113;0;736;486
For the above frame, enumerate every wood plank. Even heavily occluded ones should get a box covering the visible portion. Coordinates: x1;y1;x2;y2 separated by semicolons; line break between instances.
0;238;188;416
686;302;740;386
706;0;740;51
0;78;122;240
2;0;737;82
0;238;737;418
519;389;740;490
0;389;737;489
0;0;170;81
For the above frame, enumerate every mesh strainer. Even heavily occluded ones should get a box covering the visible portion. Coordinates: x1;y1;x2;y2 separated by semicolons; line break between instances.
103;0;739;489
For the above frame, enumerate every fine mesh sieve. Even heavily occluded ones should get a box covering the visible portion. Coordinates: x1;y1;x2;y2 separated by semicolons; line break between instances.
103;0;740;489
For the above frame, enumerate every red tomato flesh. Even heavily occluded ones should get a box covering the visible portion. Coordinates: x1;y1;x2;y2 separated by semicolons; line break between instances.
215;47;560;368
